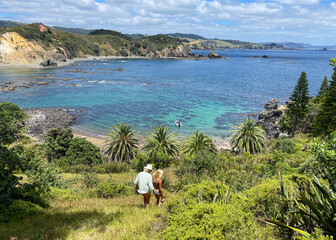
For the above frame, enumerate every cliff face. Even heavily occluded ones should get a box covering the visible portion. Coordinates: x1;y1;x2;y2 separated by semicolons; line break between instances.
0;32;48;64
0;23;193;66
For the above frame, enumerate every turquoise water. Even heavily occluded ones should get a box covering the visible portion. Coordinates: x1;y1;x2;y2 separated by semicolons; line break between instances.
0;49;335;139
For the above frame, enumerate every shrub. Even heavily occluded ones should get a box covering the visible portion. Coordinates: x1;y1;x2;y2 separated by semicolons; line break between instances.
94;182;131;198
63;137;103;166
44;128;73;161
82;171;99;189
273;137;296;154
96;161;130;173
131;152;151;172
0;200;43;222
162;202;276;240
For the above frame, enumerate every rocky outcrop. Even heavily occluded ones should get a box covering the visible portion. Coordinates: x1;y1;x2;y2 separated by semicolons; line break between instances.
257;99;285;139
208;50;222;59
264;99;279;110
23;108;78;141
40;59;57;67
152;44;193;58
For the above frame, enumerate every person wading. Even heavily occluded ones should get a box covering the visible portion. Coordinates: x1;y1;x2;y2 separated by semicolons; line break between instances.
134;164;154;208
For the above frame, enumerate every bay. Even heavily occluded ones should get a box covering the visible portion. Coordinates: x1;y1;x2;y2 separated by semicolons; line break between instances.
0;49;334;139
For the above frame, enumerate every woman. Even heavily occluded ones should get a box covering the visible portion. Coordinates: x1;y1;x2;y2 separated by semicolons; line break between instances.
152;169;166;206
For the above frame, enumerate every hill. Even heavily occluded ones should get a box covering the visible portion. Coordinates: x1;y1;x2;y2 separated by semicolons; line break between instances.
89;29;131;40
52;26;92;35
0;20;25;27
167;33;206;40
0;23;192;65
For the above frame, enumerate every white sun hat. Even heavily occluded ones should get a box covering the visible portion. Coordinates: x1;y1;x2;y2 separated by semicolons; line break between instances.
144;164;153;171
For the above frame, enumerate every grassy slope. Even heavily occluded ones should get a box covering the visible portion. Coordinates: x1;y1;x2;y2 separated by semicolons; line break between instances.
0;196;170;239
2;171;174;240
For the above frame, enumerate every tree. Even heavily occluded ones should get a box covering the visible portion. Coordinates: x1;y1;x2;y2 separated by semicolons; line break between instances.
44;128;73;162
142;125;179;159
287;71;310;137
63;138;102;165
183;131;216;155
317;75;329;99
229;118;266;154
104;122;139;162
0;101;26;145
0;102;25;206
313;59;336;136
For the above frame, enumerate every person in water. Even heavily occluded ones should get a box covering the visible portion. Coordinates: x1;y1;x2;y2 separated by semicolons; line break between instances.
134;164;154;208
152;169;166;206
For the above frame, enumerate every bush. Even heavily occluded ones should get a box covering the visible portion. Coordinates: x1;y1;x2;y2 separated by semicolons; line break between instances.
94;182;131;198
82;171;99;189
63;138;103;166
273;137;296;154
96;161;130;173
0;200;43;222
162;202;276;240
44;128;73;161
244;178;283;219
131;153;151;172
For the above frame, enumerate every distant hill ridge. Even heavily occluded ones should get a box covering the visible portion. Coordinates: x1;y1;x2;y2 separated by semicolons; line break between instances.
1;20;335;50
0;23;192;65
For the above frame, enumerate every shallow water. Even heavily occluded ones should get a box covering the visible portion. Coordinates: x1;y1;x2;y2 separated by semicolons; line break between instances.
0;49;335;139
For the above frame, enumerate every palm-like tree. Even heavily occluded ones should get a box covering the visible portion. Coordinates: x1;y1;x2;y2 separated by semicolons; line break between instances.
183;131;216;155
142;125;179;158
104;122;139;162
229;118;266;154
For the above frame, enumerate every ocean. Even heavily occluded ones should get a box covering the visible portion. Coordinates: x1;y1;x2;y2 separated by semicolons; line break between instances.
0;49;335;140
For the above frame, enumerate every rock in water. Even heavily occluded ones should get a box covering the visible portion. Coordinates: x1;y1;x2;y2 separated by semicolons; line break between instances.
208;50;222;59
264;99;279;110
40;59;57;67
24;108;77;141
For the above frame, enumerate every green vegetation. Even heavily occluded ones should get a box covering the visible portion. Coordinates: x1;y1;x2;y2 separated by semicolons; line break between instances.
142;125;178;168
44;128;73;161
229;118;266;153
287;72;310;137
104;122;139;162
1;59;336;239
313;58;336;136
317;75;329;99
183;131;216;155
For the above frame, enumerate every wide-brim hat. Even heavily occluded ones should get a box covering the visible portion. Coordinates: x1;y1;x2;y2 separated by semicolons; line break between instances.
144;164;153;171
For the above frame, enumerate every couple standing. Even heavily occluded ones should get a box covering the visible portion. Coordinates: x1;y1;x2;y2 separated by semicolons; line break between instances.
134;164;166;208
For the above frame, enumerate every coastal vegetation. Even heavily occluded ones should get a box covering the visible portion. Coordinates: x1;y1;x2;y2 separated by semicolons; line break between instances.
1;59;336;239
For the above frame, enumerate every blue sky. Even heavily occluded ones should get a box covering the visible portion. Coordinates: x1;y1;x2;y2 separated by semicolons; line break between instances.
0;0;336;45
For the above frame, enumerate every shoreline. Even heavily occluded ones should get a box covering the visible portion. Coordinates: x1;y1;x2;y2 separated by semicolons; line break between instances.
0;55;197;70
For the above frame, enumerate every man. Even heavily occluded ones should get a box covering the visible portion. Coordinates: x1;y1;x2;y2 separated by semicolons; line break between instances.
134;164;154;208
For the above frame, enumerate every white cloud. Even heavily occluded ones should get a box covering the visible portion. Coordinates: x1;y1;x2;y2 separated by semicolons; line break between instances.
331;2;336;9
273;0;319;5
0;0;335;45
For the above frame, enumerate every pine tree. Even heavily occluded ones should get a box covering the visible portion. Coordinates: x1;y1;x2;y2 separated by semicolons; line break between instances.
313;59;336;136
317;75;329;98
287;71;310;137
